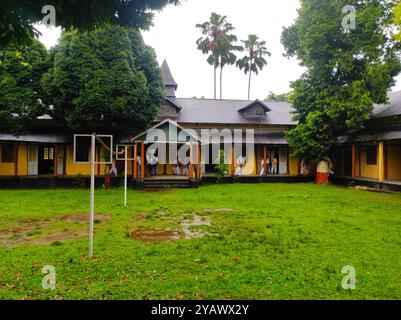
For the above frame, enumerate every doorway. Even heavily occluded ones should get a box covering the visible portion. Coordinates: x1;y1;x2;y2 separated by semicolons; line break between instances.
38;145;54;175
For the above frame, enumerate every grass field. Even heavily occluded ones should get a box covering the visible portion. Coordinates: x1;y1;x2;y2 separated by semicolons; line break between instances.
0;183;401;300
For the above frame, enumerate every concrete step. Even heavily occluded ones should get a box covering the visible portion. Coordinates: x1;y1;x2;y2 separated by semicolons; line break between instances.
144;179;192;190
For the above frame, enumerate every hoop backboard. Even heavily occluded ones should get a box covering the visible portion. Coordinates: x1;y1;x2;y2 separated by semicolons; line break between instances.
73;134;113;164
115;144;136;161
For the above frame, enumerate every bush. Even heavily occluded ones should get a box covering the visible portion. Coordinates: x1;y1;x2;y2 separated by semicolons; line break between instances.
215;150;229;183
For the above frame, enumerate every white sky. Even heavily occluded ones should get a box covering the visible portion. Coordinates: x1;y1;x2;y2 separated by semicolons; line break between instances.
37;0;401;100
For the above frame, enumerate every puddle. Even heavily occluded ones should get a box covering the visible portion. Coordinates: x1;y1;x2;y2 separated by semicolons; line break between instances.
131;215;212;243
0;213;110;247
131;229;184;242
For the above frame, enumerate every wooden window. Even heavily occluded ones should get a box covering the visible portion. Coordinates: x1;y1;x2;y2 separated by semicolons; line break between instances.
1;144;15;162
76;143;90;162
43;147;54;160
366;145;377;165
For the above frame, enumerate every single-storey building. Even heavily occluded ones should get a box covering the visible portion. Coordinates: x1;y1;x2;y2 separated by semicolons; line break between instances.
0;60;400;190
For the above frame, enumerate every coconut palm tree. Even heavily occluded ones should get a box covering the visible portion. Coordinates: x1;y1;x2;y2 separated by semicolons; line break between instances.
196;13;239;99
236;34;271;100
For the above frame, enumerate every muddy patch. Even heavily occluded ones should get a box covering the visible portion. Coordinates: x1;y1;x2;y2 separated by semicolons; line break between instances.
61;213;111;223
0;213;110;248
131;229;184;242
131;215;212;243
181;215;211;239
204;208;234;213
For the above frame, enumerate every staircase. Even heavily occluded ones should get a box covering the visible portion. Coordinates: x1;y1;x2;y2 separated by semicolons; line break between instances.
143;176;193;191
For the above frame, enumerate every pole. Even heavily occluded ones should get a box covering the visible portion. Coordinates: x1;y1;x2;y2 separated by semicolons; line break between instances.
124;146;128;208
89;134;95;258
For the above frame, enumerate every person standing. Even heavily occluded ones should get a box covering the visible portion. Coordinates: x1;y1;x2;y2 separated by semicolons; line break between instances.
272;157;278;174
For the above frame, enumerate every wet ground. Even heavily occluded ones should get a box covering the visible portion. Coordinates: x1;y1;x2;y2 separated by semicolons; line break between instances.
0;213;110;247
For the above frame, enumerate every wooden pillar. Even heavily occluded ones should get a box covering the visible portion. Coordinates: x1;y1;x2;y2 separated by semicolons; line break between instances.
189;143;193;178
133;143;138;179
351;144;356;177
231;143;235;176
378;141;385;182
14;143;18;177
197;143;201;180
63;144;67;176
97;147;101;176
54;144;58;176
140;142;145;179
263;145;267;176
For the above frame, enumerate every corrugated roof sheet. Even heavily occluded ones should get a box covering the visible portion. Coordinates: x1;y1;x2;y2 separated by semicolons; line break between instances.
0;133;69;143
373;91;401;118
174;98;295;125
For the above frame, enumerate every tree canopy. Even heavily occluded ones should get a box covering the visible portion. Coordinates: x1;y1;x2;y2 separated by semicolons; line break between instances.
282;0;401;163
266;91;291;102
41;25;164;136
196;13;239;99
1;0;181;47
236;34;271;100
0;40;48;134
395;2;401;41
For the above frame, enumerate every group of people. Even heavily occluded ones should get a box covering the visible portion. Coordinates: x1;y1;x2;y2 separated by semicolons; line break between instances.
259;156;278;176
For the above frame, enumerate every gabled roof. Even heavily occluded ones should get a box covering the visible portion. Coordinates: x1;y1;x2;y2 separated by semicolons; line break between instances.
238;99;271;113
161;59;178;88
166;97;182;111
130;118;201;143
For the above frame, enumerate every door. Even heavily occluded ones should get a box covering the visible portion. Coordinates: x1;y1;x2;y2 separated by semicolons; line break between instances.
56;146;64;175
38;145;54;175
279;147;288;174
27;144;38;175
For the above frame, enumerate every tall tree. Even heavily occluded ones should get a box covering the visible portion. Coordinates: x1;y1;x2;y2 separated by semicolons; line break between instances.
0;40;48;134
41;25;164;136
282;0;401;164
236;34;271;100
1;0;181;47
196;13;239;99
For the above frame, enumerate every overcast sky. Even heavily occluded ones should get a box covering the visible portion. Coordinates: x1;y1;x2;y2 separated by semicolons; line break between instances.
37;0;401;100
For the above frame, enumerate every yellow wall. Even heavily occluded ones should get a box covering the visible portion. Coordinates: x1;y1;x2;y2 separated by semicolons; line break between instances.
387;145;401;180
18;144;28;176
358;146;379;179
0;143;15;176
289;157;299;176
65;145;91;176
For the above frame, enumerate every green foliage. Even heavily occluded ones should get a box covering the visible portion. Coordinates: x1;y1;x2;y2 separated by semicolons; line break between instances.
0;40;48;134
237;34;271;99
0;0;181;47
395;2;401;41
282;0;401;163
41;25;164;136
214;150;229;183
266;91;291;102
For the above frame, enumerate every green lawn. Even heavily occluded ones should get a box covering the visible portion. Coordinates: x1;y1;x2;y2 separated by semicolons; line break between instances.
0;183;401;300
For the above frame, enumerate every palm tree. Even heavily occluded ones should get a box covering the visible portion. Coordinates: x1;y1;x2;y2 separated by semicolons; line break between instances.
196;13;239;99
218;35;242;99
236;34;271;100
